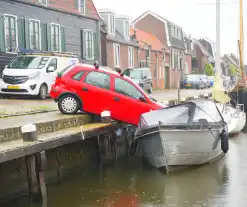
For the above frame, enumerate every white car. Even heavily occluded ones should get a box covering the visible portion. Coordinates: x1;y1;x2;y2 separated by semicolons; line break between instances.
0;53;79;99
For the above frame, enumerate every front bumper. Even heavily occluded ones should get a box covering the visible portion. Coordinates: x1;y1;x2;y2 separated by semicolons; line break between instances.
0;79;43;96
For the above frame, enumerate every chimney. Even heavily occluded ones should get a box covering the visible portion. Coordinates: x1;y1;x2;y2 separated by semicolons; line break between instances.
131;29;137;40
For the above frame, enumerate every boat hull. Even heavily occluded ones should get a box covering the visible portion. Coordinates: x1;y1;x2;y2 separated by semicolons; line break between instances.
139;128;223;169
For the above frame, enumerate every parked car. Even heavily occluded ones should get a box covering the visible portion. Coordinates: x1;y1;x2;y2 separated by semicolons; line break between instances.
123;68;153;94
184;74;203;89
208;76;214;87
50;63;165;126
0;51;79;99
199;75;210;88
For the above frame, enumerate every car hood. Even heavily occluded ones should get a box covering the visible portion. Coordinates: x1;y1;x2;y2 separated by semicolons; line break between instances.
2;69;40;76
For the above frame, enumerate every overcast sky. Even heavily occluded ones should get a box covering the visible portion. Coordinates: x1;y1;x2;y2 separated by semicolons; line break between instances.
94;0;247;63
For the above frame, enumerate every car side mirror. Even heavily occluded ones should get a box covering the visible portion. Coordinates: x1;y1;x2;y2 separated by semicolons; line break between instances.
5;65;8;68
139;97;146;102
47;66;55;72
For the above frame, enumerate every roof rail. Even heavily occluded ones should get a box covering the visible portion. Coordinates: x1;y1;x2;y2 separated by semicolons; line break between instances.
17;48;79;58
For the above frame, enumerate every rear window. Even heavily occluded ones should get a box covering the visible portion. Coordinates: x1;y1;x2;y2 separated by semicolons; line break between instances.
186;75;198;81
57;65;75;77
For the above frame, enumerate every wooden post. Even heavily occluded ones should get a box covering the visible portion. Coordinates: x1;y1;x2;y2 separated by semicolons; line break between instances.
177;81;181;104
21;124;47;203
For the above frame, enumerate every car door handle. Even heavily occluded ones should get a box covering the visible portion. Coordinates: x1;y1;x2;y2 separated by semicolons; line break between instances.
82;87;88;91
114;97;120;101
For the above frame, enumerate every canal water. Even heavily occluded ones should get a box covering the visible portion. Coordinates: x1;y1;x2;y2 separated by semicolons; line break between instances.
3;133;247;207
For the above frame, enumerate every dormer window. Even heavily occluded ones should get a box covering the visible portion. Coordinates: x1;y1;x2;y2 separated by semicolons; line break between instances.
78;0;86;15
109;14;115;35
124;20;130;39
39;0;47;6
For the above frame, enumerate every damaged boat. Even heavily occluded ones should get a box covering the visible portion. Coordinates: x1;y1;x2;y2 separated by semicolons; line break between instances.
134;99;229;169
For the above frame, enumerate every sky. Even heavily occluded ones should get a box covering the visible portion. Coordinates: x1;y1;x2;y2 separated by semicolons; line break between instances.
93;0;247;64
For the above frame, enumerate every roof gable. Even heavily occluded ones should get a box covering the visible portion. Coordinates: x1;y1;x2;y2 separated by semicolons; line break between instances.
130;27;168;52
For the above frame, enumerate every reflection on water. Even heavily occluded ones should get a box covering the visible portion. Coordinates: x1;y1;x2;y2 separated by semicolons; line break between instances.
3;133;247;207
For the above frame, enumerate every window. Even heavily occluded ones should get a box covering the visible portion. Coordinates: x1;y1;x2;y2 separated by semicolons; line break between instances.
171;49;175;69
163;49;166;61
113;43;120;67
72;71;85;81
140;60;150;68
124;20;129;39
85;71;110;90
48;58;57;70
128;47;134;68
7;56;49;69
78;0;85;14
51;23;60;52
85;30;94;59
171;26;175;37
29;19;40;51
39;0;47;6
174;27;177;38
109;14;115;35
4;15;18;53
115;78;144;100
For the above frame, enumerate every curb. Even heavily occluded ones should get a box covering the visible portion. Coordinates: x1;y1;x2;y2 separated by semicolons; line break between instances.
163;93;212;106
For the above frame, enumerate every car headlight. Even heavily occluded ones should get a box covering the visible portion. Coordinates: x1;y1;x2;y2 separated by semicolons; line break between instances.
28;71;41;80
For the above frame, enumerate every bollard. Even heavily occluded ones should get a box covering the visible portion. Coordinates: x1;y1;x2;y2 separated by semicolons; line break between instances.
21;124;38;142
101;111;111;123
180;98;186;103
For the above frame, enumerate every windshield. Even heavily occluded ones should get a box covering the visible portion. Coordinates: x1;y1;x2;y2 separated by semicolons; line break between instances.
186;75;198;81
7;56;49;69
129;70;142;79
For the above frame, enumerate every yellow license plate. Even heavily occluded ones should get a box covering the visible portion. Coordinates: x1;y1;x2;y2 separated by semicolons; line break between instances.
7;85;20;89
186;84;191;86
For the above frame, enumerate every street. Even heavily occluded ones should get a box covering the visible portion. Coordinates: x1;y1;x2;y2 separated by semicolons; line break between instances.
0;88;212;117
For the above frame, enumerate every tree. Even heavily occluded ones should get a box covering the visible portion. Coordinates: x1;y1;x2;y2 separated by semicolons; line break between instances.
229;64;239;76
204;64;214;76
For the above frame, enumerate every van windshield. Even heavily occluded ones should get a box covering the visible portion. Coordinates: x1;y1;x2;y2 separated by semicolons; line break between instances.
7;56;49;69
130;70;142;79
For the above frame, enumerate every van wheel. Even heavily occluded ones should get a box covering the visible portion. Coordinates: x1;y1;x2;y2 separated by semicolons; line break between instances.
58;94;79;114
38;84;48;99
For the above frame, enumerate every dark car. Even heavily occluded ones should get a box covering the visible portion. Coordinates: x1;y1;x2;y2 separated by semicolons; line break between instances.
123;68;153;94
184;74;203;89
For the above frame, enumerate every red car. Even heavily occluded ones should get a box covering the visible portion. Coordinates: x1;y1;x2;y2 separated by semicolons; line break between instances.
50;63;164;126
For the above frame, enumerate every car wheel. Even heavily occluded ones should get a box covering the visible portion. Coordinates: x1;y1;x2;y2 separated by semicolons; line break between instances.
58;94;80;114
38;84;48;99
147;87;152;94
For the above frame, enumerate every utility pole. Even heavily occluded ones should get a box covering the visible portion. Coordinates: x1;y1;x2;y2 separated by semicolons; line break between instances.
215;0;221;79
239;0;245;80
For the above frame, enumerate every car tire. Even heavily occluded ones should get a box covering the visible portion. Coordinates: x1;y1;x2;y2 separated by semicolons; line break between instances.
38;84;48;100
147;87;152;94
58;94;80;114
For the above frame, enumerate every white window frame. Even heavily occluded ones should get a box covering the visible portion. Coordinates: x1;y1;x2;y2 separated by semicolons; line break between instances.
39;0;48;6
50;23;61;52
29;19;41;51
123;19;130;39
128;46;134;68
4;14;18;54
84;29;94;60
113;43;120;67
163;49;166;62
78;0;86;15
108;14;115;35
171;49;175;69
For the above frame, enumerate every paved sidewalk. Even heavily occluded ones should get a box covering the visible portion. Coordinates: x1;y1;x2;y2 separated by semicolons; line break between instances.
0;88;212;117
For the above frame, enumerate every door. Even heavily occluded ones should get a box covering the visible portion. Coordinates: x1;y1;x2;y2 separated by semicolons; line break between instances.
45;58;57;92
111;77;154;125
77;71;112;114
164;66;170;89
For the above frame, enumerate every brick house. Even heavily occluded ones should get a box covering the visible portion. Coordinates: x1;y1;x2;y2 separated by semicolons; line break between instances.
199;38;216;67
221;54;239;76
191;39;213;74
133;10;186;88
99;9;139;70
130;28;170;90
0;0;102;74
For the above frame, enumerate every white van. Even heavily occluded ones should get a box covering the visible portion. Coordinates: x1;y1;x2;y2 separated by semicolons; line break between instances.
0;52;79;99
